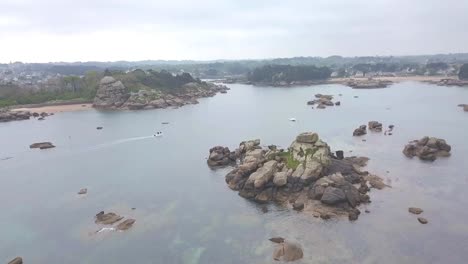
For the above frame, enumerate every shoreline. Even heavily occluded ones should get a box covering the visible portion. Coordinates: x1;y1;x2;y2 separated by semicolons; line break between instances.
12;103;93;114
223;75;461;87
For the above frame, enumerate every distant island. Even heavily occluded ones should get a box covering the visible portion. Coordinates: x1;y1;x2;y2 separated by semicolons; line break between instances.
247;65;331;86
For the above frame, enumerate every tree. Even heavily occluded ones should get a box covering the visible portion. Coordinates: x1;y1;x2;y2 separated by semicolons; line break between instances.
459;64;468;80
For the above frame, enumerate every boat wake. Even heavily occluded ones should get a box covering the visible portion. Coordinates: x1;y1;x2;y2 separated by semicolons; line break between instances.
90;136;155;150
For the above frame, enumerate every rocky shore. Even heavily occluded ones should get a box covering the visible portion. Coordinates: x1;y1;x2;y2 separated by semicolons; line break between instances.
425;78;468;87
403;136;451;161
344;78;393;89
209;132;386;220
93;76;229;110
0;109;52;123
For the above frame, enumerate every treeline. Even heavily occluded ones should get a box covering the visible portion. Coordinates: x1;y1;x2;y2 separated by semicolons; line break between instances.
247;65;332;83
0;69;204;107
106;69;201;92
0;71;102;107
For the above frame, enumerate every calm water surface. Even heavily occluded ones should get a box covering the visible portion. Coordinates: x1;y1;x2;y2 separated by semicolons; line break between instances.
1;82;468;264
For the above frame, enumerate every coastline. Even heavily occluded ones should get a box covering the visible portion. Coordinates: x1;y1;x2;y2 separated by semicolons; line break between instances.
4;75;464;114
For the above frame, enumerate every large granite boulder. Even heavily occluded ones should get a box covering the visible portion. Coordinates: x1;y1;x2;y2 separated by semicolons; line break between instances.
8;257;23;264
353;125;367;136
93;77;130;109
246;160;277;188
321;186;346;205
207;146;238;167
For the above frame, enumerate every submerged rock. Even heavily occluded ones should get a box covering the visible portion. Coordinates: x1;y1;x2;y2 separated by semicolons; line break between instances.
116;219;136;230
403;137;451;161
418;217;428;224
78;188;87;195
272;240;304;262
95;211;123;225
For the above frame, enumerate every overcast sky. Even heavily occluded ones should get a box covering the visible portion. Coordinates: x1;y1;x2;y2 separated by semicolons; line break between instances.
0;0;467;62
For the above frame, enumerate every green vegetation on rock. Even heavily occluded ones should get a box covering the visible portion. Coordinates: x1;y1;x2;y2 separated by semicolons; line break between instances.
279;151;301;169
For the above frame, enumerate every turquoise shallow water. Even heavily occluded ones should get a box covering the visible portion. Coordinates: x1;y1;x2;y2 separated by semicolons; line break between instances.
1;82;468;264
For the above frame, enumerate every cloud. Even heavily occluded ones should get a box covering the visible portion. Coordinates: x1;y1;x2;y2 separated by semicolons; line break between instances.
0;0;467;62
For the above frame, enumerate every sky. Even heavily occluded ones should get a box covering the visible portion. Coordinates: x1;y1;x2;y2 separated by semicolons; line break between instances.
0;0;467;63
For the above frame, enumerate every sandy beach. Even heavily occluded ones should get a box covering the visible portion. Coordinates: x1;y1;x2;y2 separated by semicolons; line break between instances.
12;103;93;114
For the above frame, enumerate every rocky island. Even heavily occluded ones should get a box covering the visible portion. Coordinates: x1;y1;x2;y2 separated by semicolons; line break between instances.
208;132;387;220
93;70;229;110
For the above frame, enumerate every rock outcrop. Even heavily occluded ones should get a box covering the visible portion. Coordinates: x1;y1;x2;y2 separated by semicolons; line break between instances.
93;76;130;109
353;125;367;136
8;257;23;264
213;132;386;220
93;77;229;110
0;110;32;122
29;142;55;149
403;137;451;161
368;121;383;132
207;146;239;167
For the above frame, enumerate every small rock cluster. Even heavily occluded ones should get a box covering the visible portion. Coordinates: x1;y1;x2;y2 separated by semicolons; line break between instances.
29;142;55;150
95;211;136;231
353;121;394;136
207;146;239;167
307;94;340;109
408;207;428;224
403;136;451;161
209;132;386;220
